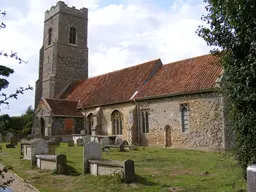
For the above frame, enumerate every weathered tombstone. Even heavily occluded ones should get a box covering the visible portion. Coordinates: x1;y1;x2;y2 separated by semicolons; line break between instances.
119;143;125;152
0;133;2;142
83;141;102;173
56;154;67;174
77;138;84;146
6;144;15;148
123;160;136;183
10;137;18;146
115;138;123;145
247;164;256;192
80;130;85;135
102;137;110;146
123;140;129;146
83;135;91;145
68;140;74;147
48;142;56;155
5;132;14;142
42;136;50;140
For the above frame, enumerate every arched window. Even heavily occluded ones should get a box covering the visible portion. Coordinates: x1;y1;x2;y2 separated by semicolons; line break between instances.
180;103;189;133
69;27;76;44
87;113;93;135
111;110;122;135
48;28;52;45
141;110;149;133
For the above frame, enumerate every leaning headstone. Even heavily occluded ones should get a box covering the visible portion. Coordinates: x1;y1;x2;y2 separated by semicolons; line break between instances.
83;141;102;173
83;135;91;145
0;133;2;142
115;138;123;145
5;132;14;142
102;137;110;146
247;164;256;192
77;138;84;146
56;154;67;174
123;160;136;183
68;140;74;147
10;137;18;146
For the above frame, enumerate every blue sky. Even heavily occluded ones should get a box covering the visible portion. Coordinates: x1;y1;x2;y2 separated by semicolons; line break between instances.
0;0;210;116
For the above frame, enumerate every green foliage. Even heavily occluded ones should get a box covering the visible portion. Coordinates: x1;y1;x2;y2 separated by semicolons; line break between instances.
197;0;256;178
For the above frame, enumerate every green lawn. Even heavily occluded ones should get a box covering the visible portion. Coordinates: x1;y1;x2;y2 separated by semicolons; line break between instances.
0;143;246;192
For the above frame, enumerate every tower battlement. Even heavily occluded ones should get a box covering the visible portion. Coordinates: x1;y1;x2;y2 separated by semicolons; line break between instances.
45;1;88;21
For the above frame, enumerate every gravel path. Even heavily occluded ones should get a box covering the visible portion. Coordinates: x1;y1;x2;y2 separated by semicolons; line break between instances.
0;163;38;192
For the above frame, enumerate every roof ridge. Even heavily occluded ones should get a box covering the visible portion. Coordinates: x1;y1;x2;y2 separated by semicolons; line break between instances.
163;53;214;66
45;98;78;102
86;58;161;80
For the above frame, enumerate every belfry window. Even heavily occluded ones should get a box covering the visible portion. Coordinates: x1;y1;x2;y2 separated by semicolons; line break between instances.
69;27;76;44
48;28;52;45
111;110;122;135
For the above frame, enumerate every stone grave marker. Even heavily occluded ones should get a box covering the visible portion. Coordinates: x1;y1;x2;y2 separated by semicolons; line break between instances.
77;138;84;146
5;132;14;142
42;136;50;140
247;164;256;192
80;130;85;135
102;137;110;146
83;141;102;173
83;136;91;145
56;154;67;174
119;143;125;152
123;159;136;183
6;144;15;148
68;140;74;147
0;133;2;142
10;137;18;146
115;138;123;145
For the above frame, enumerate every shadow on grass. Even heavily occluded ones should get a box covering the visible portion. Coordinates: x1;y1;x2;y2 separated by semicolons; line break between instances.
64;164;81;176
135;174;158;186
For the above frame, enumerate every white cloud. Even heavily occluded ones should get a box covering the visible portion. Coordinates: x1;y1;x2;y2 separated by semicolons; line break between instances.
0;0;210;116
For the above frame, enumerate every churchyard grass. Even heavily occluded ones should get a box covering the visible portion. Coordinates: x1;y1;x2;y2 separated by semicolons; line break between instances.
0;143;246;192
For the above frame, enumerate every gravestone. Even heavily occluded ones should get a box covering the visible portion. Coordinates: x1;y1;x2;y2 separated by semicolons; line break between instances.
119;143;125;152
80;130;85;135
42;136;50;140
247;164;256;192
102;137;110;146
123;159;136;183
10;137;18;145
68;140;74;147
0;133;2;142
123;140;129;146
83;141;102;173
77;138;84;146
6;144;15;148
115;138;123;145
83;135;91;145
56;154;67;174
5;132;14;142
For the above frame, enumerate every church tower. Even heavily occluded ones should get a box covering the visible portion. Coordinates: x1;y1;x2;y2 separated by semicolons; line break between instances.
35;1;88;108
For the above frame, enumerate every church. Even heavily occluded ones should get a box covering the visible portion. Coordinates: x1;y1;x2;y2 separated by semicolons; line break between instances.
32;1;232;150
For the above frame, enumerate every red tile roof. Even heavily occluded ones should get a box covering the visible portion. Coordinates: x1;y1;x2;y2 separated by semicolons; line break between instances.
61;59;163;108
45;98;83;117
135;54;222;99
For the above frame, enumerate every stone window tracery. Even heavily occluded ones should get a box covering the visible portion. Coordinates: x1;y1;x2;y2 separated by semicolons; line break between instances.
141;110;149;133
111;110;122;135
180;103;189;133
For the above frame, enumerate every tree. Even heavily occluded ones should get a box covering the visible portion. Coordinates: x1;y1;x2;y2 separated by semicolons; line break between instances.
197;0;256;178
0;10;32;108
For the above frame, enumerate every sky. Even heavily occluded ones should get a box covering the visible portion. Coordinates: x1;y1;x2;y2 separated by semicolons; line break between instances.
0;0;211;116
